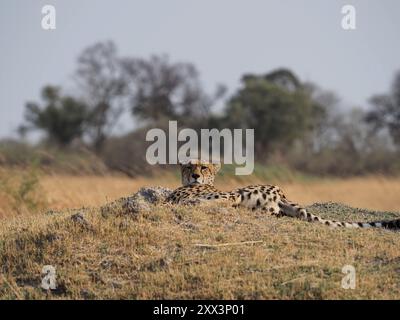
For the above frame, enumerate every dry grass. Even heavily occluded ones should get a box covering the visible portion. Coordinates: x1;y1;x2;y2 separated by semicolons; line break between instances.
40;174;400;212
0;200;400;299
0;168;46;219
1;171;400;299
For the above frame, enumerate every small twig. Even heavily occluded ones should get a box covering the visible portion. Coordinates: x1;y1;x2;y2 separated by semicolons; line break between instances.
194;240;263;248
281;274;309;286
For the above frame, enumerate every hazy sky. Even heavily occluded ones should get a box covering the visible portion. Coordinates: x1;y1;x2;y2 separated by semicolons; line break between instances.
1;0;399;139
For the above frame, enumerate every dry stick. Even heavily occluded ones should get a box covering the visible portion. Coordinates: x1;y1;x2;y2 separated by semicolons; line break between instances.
281;274;310;286
194;240;263;248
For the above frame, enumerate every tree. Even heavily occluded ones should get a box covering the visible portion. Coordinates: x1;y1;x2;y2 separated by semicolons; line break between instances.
365;71;400;147
264;68;302;92
302;82;339;151
224;69;317;158
121;55;225;126
20;86;88;146
75;41;128;152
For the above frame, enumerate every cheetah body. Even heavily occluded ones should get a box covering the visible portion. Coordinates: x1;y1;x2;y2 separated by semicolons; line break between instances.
166;160;400;230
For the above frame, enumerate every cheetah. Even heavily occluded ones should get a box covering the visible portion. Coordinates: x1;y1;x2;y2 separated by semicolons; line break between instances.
166;159;400;230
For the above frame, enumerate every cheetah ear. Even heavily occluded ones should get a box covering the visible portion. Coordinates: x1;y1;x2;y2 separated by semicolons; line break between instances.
212;163;221;173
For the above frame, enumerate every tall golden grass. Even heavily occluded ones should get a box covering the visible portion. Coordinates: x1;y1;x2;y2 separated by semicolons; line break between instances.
39;174;400;212
1;169;400;218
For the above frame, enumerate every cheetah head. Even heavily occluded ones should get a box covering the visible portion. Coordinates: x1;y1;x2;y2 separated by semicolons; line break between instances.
180;159;221;186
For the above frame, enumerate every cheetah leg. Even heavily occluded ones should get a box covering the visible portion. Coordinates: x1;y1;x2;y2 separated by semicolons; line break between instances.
173;197;206;206
175;193;238;208
261;201;283;217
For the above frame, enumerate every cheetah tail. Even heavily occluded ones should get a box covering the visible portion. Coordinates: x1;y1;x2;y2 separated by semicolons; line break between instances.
278;201;400;230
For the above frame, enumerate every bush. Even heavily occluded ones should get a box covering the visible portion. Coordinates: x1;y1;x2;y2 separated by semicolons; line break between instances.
0;140;108;175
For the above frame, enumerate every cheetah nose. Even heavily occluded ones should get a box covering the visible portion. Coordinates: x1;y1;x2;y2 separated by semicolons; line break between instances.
192;174;200;179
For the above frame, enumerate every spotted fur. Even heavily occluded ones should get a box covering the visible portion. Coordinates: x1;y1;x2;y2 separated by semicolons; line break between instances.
166;160;400;230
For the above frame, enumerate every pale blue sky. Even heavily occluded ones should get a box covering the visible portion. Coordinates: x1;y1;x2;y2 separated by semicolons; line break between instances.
1;0;399;139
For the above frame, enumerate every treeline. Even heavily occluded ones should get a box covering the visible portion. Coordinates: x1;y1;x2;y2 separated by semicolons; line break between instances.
2;41;400;176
